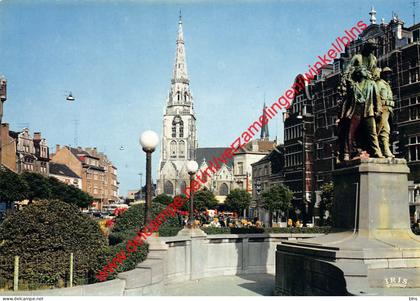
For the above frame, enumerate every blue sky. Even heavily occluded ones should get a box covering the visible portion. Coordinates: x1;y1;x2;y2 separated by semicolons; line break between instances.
0;0;414;195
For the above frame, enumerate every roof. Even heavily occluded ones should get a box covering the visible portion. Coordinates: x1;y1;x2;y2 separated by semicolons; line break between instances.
196;147;233;167
235;140;276;154
69;147;96;159
251;144;285;174
8;131;20;139
49;162;81;179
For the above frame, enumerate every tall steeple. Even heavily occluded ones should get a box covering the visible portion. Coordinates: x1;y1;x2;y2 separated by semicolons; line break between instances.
172;11;188;82
158;13;198;196
260;102;270;140
167;11;192;109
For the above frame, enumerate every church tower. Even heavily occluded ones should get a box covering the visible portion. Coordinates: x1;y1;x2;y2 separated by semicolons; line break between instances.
157;14;197;196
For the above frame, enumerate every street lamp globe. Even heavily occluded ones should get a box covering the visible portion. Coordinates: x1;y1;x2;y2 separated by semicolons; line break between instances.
139;130;159;152
186;160;198;175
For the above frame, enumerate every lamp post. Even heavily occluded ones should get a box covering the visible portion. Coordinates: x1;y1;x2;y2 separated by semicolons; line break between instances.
186;160;198;227
138;172;143;200
139;130;159;225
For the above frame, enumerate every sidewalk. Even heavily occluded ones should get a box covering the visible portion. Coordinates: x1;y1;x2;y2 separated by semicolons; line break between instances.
162;274;275;296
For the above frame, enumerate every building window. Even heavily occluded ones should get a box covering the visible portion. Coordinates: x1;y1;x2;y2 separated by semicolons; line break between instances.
180;181;186;193
170;141;177;158
237;162;244;175
408;136;420;162
172;116;184;138
179;120;184;137
164;180;174;195
179;140;185;158
219;183;229;196
172;123;176;138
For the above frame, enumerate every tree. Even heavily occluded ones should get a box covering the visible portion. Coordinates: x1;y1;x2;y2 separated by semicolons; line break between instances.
21;172;51;202
152;194;173;206
0;167;28;204
193;189;218;211
47;177;93;208
225;189;252;216
0;200;108;288
111;202;180;242
320;182;334;225
261;184;293;227
174;194;189;211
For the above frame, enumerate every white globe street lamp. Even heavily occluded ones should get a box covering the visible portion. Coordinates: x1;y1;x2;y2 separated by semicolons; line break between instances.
186;160;198;175
186;160;198;228
139;130;159;224
139;130;159;152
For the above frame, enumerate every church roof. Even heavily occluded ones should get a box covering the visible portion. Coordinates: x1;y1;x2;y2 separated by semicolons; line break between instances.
196;147;233;167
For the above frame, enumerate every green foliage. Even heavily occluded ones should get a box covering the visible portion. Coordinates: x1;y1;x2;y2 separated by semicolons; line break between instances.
201;227;231;235
152;194;173;206
0;200;108;289
99;235;149;281
21;172;51;201
158;226;183;237
12;172;93;208
111;202;180;242
224;189;252;215
48;177;93;208
261;184;293;214
0;170;93;208
0;168;28;203
265;226;332;234
133;226;332;236
320;182;334;225
198;226;332;235
261;185;293;227
174;194;189;211
103;202;182;279
193;189;218;211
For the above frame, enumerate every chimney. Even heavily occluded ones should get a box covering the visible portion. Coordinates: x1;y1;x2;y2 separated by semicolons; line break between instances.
56;144;60;152
34;132;41;140
252;140;258;152
0;77;6;102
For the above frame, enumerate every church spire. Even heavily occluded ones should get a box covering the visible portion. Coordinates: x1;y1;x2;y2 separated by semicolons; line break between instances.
172;11;188;83
260;101;270;140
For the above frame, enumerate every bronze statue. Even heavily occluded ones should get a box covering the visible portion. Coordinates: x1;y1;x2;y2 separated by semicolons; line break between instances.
344;65;383;158
374;67;395;158
337;39;386;160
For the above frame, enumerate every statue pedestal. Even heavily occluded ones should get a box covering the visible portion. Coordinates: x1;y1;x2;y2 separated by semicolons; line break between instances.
275;158;420;295
176;225;207;238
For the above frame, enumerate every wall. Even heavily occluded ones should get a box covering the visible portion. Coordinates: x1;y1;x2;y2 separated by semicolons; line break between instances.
1;123;16;171
51;148;82;178
0;233;322;296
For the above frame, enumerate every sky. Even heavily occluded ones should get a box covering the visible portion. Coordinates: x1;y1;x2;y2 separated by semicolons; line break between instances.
0;0;415;195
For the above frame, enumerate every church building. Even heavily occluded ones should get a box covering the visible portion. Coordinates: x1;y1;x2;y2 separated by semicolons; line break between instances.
156;15;198;196
157;15;277;203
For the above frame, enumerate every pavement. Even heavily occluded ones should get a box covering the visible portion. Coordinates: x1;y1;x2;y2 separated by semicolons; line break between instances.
162;274;275;296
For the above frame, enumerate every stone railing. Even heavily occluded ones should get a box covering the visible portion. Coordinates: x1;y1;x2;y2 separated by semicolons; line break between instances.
2;232;323;296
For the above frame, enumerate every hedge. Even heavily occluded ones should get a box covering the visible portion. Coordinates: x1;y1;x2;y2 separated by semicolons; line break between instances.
159;226;183;237
110;203;181;242
159;226;332;236
101;203;181;279
0;200;108;290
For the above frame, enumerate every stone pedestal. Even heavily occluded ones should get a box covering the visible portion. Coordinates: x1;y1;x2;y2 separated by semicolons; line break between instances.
176;226;208;280
176;226;207;238
275;158;420;296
